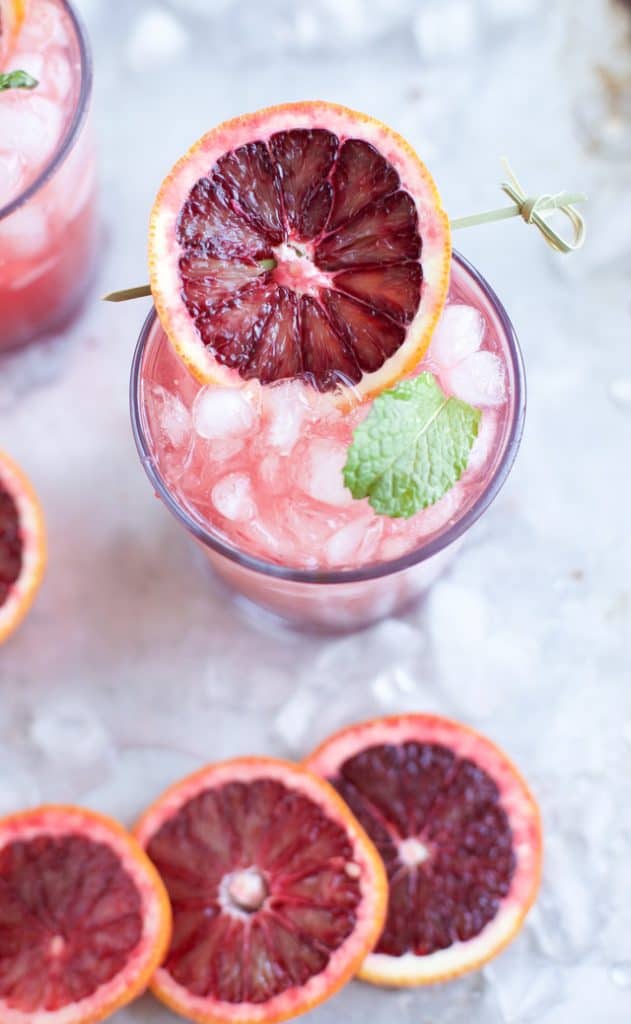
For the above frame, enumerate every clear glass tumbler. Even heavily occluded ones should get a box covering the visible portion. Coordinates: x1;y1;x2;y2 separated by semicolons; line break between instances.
130;252;526;633
0;0;98;351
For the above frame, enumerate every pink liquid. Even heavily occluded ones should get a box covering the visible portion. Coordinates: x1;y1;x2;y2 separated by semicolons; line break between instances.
141;286;510;572
0;0;97;351
134;256;522;626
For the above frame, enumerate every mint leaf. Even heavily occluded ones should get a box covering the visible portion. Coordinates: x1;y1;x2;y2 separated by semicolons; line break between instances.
0;70;39;91
343;373;481;518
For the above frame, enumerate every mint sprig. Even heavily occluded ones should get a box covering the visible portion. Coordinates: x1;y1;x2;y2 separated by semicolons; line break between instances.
0;70;39;92
344;373;481;518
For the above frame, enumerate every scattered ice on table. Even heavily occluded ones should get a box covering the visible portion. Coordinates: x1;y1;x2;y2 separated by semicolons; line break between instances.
609;962;631;989
413;0;479;62
83;746;203;826
530;831;600;962
150;384;192;447
431;304;484;368
609;376;631;411
263;381;311;454
126;7;190;72
274;619;433;757
482;0;543;24
446;351;507;407
193;386;257;440
275;689;322;753
299;438;353;506
29;702;116;798
0;333;70;410
211;472;256;521
426;580;499;718
484;930;565;1022
0;758;40;815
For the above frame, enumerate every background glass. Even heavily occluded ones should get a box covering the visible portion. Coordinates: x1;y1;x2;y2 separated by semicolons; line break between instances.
0;0;98;351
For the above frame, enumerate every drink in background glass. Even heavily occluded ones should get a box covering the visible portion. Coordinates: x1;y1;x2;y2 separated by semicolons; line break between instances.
0;0;97;351
131;253;525;632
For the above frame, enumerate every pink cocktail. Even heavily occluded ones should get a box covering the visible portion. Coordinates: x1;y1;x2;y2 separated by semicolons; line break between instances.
0;0;97;351
131;252;525;631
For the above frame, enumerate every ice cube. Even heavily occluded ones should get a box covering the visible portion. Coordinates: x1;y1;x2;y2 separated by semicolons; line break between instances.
0;204;48;259
150;385;192;447
325;515;382;566
0;758;39;816
126;8;190;72
530;831;600;962
465;411;498;474
416;484;463;536
29;702;115;798
609;376;631;411
430;304;484;368
83;747;202;826
42;49;73;102
427;580;501;718
413;1;479;63
275;689;321;754
193;386;257;440
263;381;311;454
18;0;68;47
0;151;24;208
609;962;631;989
0;96;63;166
379;531;413;562
258;453;283;488
7;52;45;81
446;351;507;407
299;438;353;507
484;931;565;1021
211;473;256;522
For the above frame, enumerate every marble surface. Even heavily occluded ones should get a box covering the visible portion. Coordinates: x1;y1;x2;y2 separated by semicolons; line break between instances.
1;0;630;1021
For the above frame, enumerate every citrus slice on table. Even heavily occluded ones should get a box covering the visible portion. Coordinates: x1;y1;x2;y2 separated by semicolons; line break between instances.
0;0;27;68
305;715;542;986
0;805;172;1023
149;100;451;407
0;449;46;645
135;756;388;1024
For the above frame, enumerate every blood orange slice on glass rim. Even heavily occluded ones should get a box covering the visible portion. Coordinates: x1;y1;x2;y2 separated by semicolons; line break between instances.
0;0;27;68
149;100;451;407
135;756;388;1024
0;449;46;645
305;715;542;986
0;805;172;1023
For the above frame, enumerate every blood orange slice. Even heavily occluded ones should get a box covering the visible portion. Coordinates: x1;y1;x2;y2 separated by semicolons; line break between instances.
135;757;387;1024
0;805;172;1023
305;715;542;986
149;100;450;407
0;449;46;645
0;0;27;68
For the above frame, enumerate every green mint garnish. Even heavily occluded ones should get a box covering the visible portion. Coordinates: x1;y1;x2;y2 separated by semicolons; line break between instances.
0;70;39;91
344;372;481;518
258;258;277;271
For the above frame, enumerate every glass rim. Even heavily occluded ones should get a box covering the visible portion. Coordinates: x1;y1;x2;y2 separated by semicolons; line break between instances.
0;0;92;223
130;250;527;586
